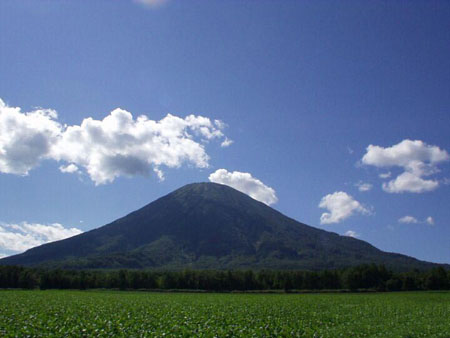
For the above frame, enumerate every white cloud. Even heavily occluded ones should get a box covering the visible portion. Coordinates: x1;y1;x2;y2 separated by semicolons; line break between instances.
214;119;227;130
54;110;228;184
362;139;448;168
208;169;278;205
379;172;391;179
0;98;229;185
59;163;79;174
0;98;61;175
221;138;233;148
0;222;82;256
382;172;439;193
398;215;418;224
344;230;359;238
355;181;373;192
362;140;449;193
319;191;369;224
153;168;165;181
134;0;169;8
398;215;435;226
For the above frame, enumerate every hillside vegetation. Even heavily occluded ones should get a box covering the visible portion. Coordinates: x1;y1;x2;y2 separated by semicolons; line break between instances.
1;183;446;271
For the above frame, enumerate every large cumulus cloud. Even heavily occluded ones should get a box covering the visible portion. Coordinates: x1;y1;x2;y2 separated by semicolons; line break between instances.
362;139;449;193
0;98;230;184
0;99;61;175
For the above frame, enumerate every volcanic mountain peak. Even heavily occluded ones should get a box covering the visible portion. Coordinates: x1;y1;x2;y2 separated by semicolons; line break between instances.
0;182;444;271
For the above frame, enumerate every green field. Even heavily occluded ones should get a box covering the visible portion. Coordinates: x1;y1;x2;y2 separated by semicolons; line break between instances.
0;291;449;337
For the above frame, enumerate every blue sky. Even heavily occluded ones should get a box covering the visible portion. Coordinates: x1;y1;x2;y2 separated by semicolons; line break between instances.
0;0;449;263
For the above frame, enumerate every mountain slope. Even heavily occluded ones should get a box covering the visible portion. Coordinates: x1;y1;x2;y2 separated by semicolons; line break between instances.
0;183;443;270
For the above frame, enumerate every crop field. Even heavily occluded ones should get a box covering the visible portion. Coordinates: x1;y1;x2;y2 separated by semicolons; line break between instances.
0;291;449;337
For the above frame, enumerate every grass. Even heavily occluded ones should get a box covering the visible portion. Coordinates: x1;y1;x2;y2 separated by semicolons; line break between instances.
0;290;449;337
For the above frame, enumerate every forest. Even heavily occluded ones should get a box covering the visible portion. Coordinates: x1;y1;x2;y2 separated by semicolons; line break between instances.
0;264;448;292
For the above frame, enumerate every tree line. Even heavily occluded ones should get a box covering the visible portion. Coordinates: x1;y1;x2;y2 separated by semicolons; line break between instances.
0;264;448;292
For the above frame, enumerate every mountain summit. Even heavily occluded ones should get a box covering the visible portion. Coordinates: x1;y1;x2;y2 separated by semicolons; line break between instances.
0;183;442;270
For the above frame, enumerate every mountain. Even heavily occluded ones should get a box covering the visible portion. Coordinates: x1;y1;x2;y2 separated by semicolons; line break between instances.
0;183;444;271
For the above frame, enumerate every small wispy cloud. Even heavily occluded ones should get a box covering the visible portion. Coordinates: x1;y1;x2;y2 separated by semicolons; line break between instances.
398;215;435;226
379;172;391;179
355;181;373;192
59;163;79;174
0;222;82;257
398;215;418;224
344;230;359;238
134;0;170;9
221;138;233;148
442;178;450;185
